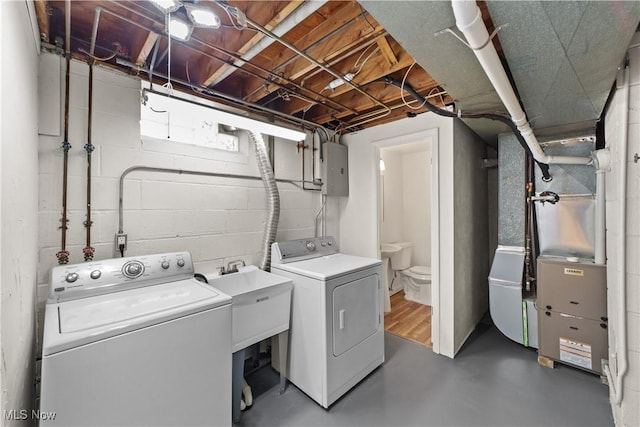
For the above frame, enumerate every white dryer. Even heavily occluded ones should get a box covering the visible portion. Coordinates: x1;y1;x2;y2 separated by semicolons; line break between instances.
40;252;232;427
271;237;383;408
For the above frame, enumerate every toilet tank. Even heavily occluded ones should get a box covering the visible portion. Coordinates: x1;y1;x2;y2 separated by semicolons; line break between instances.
390;242;412;270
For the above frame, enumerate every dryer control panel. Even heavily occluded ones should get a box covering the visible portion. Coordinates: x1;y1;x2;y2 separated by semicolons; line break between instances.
272;236;338;264
48;252;194;302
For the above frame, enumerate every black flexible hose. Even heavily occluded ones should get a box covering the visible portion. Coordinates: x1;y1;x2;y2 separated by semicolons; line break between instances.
380;77;552;181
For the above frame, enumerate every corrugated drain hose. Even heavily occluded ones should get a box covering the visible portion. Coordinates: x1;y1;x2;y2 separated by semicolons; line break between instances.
249;131;280;271
380;77;552;181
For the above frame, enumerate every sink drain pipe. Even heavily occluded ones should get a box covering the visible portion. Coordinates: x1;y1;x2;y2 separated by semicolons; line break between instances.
249;131;280;271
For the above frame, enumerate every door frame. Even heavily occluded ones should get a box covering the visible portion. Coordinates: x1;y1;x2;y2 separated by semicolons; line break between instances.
373;128;441;354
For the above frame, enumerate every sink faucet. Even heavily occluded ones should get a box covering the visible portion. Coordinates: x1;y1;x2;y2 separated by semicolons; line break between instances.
225;259;246;274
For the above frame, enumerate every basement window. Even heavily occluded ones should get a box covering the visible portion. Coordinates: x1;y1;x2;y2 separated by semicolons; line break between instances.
140;90;240;152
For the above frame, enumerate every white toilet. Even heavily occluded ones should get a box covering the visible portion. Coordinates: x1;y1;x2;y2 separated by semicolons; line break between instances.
389;242;432;306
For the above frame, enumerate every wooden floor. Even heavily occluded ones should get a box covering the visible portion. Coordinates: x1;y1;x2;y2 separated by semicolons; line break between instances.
384;291;432;347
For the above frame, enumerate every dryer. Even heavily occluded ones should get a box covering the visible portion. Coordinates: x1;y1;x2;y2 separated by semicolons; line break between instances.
40;252;232;427
271;237;383;408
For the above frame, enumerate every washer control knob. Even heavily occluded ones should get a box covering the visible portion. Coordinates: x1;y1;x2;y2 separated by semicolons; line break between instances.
122;261;144;279
177;259;185;268
321;241;326;247
327;240;332;246
306;241;316;251
90;270;101;280
65;272;79;283
161;261;170;270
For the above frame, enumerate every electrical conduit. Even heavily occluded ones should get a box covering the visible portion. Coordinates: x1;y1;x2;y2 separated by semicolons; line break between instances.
207;0;329;86
249;131;281;271
451;0;592;166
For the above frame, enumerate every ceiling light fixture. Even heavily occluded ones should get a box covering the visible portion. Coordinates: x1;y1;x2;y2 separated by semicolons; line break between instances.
324;73;355;91
168;15;193;41
184;3;221;28
149;0;182;14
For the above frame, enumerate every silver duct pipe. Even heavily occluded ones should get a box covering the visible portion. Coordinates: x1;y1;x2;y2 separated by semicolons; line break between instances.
249;131;281;271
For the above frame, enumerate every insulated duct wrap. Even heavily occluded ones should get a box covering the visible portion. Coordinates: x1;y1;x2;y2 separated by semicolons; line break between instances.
249;131;280;271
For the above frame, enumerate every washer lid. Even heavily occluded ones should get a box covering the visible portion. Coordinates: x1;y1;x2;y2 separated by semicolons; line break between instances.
43;279;231;355
272;253;381;281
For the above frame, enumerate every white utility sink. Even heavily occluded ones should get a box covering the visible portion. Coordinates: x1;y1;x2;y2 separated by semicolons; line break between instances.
380;243;401;259
207;265;292;352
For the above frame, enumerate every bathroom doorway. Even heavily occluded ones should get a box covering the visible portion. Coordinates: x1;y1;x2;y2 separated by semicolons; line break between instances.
378;140;433;348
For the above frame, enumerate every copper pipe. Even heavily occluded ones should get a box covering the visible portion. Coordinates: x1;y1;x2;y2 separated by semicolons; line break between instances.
57;0;72;264
84;62;95;261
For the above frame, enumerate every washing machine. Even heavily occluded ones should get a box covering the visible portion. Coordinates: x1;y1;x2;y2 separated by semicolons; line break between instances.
39;252;232;427
271;237;383;408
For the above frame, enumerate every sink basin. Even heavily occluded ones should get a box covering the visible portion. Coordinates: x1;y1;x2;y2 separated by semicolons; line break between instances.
206;265;292;352
380;243;401;258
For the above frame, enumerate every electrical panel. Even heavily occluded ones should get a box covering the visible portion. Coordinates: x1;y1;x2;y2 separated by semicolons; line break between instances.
321;143;349;196
537;258;607;374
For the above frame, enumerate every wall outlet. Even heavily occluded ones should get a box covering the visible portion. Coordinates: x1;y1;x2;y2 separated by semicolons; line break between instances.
116;233;127;250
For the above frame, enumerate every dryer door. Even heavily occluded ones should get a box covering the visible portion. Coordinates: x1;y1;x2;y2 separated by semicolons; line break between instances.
332;274;380;357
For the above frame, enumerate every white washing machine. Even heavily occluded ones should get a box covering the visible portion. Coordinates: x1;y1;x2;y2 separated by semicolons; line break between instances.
271;237;383;408
39;252;232;427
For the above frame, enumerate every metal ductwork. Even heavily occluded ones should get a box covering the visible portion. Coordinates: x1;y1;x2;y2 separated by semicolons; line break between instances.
249;131;280;271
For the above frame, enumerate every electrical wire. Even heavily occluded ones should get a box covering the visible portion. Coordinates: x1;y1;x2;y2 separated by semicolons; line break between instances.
185;61;204;94
217;2;247;30
381;76;552;181
79;44;120;62
400;63;427;110
353;44;379;76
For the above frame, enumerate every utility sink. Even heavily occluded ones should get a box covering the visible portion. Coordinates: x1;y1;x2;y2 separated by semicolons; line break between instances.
207;265;292;352
380;243;401;259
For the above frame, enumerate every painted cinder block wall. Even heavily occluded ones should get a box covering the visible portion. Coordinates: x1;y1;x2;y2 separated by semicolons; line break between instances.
604;32;640;427
35;54;331;353
1;2;39;424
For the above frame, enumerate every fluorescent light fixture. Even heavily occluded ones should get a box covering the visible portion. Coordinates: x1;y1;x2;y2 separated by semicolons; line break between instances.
168;16;193;41
324;73;355;91
142;88;306;141
379;159;386;171
185;4;221;28
222;114;306;142
149;0;182;14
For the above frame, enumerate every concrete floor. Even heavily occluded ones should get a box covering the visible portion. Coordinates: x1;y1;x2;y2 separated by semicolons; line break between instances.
239;324;613;426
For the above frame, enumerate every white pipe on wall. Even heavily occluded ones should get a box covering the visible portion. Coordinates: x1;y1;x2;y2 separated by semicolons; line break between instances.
593;149;611;265
451;0;592;166
605;63;630;406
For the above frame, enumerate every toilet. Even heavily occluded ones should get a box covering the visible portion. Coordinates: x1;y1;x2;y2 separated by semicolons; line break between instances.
389;242;432;306
399;266;431;306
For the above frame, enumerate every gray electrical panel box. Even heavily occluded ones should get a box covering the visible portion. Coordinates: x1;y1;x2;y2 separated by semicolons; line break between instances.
321;143;349;196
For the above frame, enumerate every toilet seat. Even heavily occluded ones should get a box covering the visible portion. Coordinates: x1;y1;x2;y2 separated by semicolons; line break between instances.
402;266;431;281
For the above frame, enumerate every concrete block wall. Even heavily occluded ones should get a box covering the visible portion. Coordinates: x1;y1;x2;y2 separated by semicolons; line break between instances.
1;1;39;422
604;32;640;427
36;55;323;354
